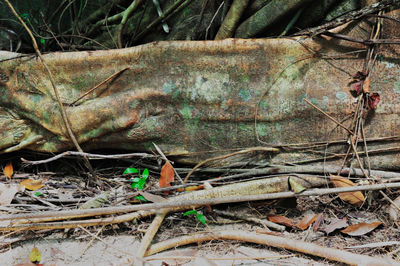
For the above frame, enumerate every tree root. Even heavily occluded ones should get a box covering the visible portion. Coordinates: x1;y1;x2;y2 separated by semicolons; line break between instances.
145;230;399;265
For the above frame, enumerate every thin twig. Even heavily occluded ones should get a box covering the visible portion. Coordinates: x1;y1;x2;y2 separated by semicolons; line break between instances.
294;0;400;37
21;151;156;165
184;147;279;183
304;98;353;135
69;67;131;106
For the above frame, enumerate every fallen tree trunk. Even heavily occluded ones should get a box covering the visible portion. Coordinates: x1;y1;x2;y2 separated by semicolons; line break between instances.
1;18;400;169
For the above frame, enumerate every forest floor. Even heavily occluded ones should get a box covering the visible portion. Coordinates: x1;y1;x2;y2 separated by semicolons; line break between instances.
1;156;400;265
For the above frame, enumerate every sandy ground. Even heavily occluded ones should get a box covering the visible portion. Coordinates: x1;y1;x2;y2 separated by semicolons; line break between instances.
1;233;330;266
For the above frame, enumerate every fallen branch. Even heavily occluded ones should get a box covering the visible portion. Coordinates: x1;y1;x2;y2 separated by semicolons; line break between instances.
2;180;400;231
145;230;399;265
294;0;400;37
21;151;157;165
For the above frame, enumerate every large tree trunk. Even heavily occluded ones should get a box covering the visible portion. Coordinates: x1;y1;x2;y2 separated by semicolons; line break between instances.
1;20;399;168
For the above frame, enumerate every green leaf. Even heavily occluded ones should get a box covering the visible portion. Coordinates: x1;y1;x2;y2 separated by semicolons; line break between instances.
20;13;29;21
40;38;45;45
34;192;43;196
123;168;139;174
135;195;148;202
196;213;207;225
137;177;147;190
131;182;140;189
131;177;147;190
131;177;141;183
183;210;198;216
142;168;149;179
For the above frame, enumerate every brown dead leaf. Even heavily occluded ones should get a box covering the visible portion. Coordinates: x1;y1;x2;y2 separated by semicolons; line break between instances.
362;76;370;93
20;179;44;191
3;162;13;179
268;215;295;227
324;217;348;234
312;213;324;232
330;175;365;206
176;185;204;192
296;212;318;230
139;191;166;203
341;221;382;236
0;183;25;205
159;161;174;195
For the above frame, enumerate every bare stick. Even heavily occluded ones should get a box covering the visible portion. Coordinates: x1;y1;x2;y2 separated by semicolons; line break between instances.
137;210;167;258
294;0;400;37
2;182;400;229
69;67;131;106
184;147;279;183
21;151;156;165
304;98;353;135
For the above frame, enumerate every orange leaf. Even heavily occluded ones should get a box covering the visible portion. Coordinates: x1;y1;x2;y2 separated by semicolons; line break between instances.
341;221;382;236
176;185;204;192
362;76;370;94
3;162;13;179
330;175;365;206
20;179;44;191
268;215;295;227
296;212;318;230
159;161;175;195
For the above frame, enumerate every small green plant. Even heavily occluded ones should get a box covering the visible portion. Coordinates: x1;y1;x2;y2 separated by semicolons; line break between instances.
135;195;147;202
123;167;149;201
183;209;207;225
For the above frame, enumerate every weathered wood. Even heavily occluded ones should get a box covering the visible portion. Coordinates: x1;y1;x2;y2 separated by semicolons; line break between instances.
0;21;400;168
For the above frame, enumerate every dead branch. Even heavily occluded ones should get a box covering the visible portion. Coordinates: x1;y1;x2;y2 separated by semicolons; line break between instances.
294;0;400;37
2;180;400;231
21;151;156;165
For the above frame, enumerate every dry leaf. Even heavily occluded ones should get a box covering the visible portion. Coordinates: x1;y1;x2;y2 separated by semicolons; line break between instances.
289;177;306;193
3;162;13;179
159;161;175;195
313;213;324;232
268;215;295;227
341;221;382;236
362;76;370;93
177;185;204;192
388;195;400;222
324;217;348;234
0;183;25;205
330;175;365;206
296;212;318;230
20;179;44;191
139;191;165;203
29;246;41;264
